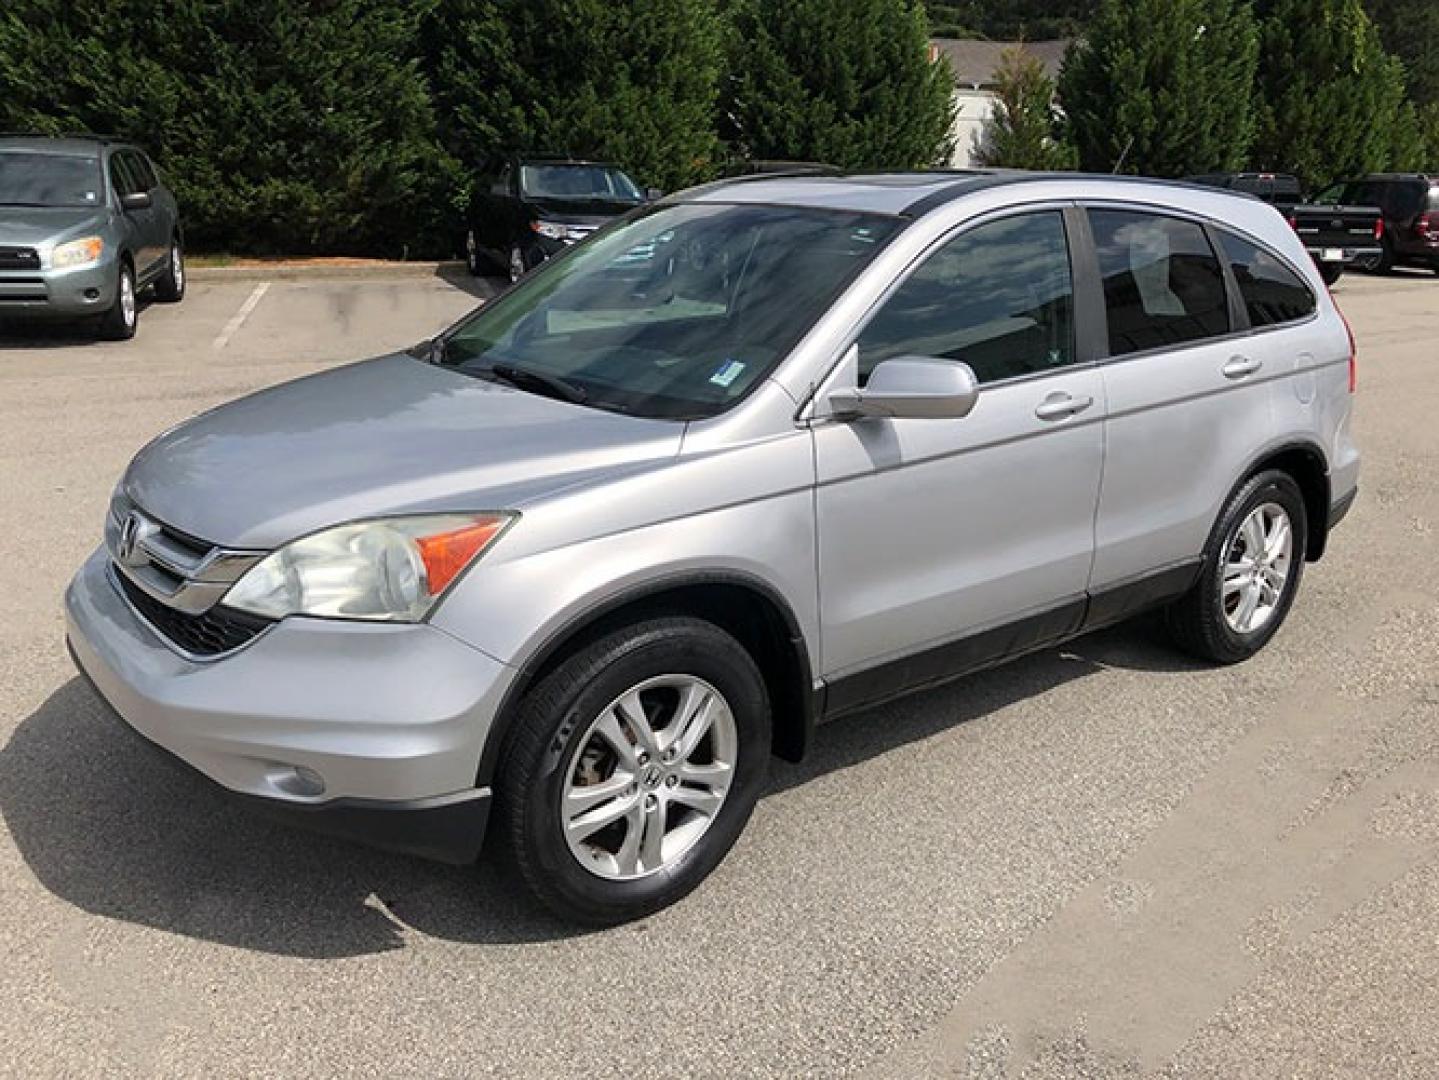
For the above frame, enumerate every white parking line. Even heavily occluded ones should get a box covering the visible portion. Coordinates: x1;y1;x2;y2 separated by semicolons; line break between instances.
212;282;270;350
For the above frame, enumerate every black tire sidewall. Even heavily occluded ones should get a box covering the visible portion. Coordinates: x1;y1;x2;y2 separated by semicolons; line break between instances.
1198;471;1308;660
504;619;771;924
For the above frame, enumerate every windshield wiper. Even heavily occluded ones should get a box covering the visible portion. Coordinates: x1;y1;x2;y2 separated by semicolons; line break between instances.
483;362;589;405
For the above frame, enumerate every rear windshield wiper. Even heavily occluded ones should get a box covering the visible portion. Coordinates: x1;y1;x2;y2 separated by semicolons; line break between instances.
483;362;589;405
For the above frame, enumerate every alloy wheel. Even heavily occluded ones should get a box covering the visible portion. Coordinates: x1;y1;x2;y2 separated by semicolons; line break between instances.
562;674;737;881
120;271;136;328
1222;502;1293;634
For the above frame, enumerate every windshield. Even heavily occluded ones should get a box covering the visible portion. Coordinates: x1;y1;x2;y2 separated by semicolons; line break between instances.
438;202;900;419
0;152;103;208
520;164;643;203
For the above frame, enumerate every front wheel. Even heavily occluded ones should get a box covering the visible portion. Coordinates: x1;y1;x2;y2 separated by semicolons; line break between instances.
97;263;138;340
465;229;482;276
1166;470;1308;664
496;617;771;925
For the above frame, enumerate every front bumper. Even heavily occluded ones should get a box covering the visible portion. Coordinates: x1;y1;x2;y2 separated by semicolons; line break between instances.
64;547;516;863
0;259;118;317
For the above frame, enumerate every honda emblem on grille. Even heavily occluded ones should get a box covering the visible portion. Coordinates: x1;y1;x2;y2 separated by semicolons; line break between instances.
116;511;158;567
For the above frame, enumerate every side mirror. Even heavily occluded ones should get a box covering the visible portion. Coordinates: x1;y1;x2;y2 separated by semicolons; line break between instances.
120;191;152;212
829;356;980;420
645;187;664;202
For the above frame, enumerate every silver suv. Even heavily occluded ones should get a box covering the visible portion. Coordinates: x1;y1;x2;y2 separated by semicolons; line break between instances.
0;135;185;339
66;172;1360;923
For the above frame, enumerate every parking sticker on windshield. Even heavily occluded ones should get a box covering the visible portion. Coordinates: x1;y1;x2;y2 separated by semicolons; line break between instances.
709;359;746;388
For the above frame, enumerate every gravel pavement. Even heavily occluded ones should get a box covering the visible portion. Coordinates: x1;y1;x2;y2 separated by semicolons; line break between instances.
0;268;1435;1078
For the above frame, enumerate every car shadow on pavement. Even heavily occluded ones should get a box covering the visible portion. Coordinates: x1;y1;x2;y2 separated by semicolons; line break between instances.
434;264;503;302
0;298;156;349
1;622;1200;959
765;615;1207;796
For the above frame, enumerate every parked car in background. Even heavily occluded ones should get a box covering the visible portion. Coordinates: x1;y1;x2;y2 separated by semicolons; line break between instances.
1312;174;1439;275
0;135;184;339
68;171;1358;924
1187;172;1382;286
464;155;654;282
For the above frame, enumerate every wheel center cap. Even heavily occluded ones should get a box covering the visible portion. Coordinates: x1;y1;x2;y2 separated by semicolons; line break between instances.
642;765;664;789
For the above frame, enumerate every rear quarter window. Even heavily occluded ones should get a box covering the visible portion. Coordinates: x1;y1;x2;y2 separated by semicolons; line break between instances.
1088;209;1231;357
1217;231;1316;327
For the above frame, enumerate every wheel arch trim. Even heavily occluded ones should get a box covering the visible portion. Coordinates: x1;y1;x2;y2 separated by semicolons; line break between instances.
474;569;818;787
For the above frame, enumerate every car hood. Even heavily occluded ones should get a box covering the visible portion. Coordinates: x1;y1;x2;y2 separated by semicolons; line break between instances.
525;196;640;222
123;353;684;549
0;206;105;246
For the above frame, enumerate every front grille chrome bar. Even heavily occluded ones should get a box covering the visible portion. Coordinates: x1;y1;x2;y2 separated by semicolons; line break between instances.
105;494;266;616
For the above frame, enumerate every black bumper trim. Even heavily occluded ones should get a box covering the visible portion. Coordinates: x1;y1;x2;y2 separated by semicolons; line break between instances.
1329;487;1358;530
67;639;490;865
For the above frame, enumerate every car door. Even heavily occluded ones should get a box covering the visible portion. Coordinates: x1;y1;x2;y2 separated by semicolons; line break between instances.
110;152;161;277
813;207;1106;713
1086;205;1275;601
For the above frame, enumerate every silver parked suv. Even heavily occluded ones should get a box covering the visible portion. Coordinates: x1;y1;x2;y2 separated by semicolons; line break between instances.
0;135;185;339
66;172;1359;923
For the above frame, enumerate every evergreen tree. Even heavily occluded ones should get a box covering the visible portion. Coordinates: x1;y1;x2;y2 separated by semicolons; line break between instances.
720;0;954;170
975;48;1076;170
1252;0;1418;189
1059;0;1259;177
0;0;456;256
924;0;1095;41
428;0;723;194
1365;0;1439;107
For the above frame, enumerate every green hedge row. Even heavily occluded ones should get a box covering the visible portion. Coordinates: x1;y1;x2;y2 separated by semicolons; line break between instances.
0;0;952;258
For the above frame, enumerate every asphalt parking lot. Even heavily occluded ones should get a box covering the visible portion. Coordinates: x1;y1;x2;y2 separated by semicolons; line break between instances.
1;268;1436;1078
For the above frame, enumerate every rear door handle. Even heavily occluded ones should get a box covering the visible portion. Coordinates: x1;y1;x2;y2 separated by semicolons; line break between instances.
1222;356;1263;379
1034;393;1095;421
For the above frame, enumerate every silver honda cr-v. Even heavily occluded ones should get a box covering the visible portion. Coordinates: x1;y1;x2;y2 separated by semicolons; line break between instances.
66;172;1360;924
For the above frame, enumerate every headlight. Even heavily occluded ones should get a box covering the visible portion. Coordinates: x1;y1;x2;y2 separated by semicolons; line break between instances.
224;513;515;622
51;236;105;269
532;220;581;241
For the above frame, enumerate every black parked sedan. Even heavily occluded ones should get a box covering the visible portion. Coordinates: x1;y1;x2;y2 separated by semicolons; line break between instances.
464;156;653;282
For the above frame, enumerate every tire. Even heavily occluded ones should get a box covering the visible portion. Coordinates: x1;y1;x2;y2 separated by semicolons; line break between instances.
1166;469;1308;664
153;237;185;302
1319;262;1343;287
1373;235;1396;274
97;262;138;341
465;229;483;277
496;616;771;925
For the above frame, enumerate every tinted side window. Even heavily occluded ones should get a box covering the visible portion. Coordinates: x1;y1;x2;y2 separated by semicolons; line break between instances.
1089;209;1230;357
1218;231;1316;328
857;211;1075;385
109;154;139;197
129;153;157;191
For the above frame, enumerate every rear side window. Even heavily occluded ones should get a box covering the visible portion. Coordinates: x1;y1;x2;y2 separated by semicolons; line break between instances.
1089;209;1231;357
1218;231;1316;327
856;211;1075;385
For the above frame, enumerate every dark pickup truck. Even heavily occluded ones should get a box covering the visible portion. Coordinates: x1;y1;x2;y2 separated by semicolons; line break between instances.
1187;172;1383;285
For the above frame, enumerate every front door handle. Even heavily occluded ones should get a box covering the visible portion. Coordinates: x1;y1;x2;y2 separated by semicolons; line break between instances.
1034;393;1095;421
1222;355;1263;379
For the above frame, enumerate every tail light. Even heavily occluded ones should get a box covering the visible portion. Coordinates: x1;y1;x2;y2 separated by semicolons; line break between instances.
1374;217;1385;241
1286;213;1299;231
1337;304;1357;394
1417;212;1439;240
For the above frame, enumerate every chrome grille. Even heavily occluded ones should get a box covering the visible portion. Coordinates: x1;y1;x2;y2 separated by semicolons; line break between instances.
0;246;40;271
105;493;272;657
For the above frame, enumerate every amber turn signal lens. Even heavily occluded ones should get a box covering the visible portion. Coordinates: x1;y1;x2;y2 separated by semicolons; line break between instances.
416;517;509;595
